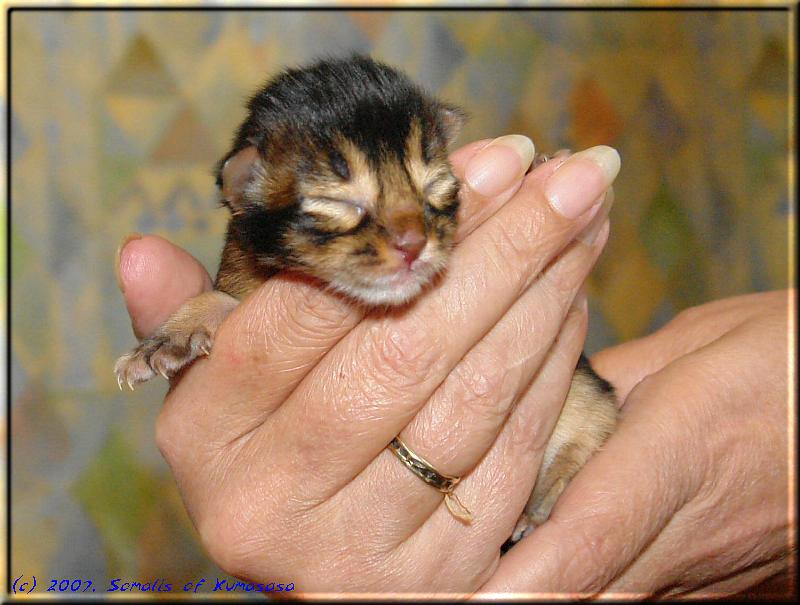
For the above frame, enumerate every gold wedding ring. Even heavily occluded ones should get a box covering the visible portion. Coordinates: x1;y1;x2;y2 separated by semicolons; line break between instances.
388;437;473;524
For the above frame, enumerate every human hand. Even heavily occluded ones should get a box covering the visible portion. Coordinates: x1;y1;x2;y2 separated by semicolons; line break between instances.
481;290;793;598
115;138;619;594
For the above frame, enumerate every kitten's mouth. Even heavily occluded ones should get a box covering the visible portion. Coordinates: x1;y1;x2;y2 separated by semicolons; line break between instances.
367;262;431;291
388;259;431;281
334;258;441;306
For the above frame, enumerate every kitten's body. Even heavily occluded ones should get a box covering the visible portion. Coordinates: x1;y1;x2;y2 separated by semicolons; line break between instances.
114;56;617;546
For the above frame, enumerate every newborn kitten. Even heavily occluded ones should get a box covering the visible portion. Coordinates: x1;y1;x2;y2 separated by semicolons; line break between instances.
114;56;617;546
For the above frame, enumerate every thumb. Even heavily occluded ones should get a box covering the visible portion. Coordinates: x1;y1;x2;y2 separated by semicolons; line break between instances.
590;291;774;401
115;234;213;339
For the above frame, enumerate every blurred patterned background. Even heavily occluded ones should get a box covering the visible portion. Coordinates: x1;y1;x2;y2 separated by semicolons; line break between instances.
9;8;791;591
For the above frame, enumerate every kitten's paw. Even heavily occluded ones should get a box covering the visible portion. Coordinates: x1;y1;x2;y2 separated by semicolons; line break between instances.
510;514;534;544
114;328;212;389
113;290;239;390
501;514;537;554
509;476;568;545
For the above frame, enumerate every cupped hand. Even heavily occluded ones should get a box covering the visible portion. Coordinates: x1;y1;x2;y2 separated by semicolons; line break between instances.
116;138;619;594
481;289;793;598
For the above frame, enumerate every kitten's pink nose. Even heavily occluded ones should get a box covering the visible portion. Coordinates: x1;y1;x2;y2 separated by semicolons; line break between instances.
392;230;427;266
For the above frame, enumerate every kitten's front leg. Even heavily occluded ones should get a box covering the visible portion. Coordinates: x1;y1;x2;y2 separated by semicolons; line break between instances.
114;290;239;388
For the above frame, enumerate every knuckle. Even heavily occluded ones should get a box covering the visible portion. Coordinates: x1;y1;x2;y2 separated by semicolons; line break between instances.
472;554;501;592
504;392;556;457
532;279;563;324
366;324;443;392
282;284;354;341
198;516;249;578
671;307;696;327
220;282;355;370
541;246;592;300
449;354;515;428
552;518;619;593
196;494;264;580
670;302;706;330
155;407;183;463
485;216;539;279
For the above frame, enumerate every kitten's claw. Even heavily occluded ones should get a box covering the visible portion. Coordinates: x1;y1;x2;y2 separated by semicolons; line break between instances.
114;291;237;390
532;149;571;169
533;151;551;167
114;326;214;388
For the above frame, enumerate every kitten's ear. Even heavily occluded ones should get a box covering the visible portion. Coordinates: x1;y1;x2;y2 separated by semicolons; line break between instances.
437;103;467;146
219;146;264;209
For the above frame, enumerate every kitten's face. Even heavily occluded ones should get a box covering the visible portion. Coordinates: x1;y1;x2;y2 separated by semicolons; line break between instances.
219;57;464;306
224;121;462;306
282;126;459;305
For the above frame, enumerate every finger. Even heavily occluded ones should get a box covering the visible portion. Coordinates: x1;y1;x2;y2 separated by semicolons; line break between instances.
326;213;609;547
115;234;213;339
448;138;492;174
295;287;593;592
397;290;593;584
408;210;611;473
453;138;571;241
269;145;620;497
590;289;789;401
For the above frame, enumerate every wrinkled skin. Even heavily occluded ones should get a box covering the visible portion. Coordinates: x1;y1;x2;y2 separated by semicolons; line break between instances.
482;289;794;598
117;138;615;595
117;137;793;597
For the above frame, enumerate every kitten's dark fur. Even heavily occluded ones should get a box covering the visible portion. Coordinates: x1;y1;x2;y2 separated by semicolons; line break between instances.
114;56;617;547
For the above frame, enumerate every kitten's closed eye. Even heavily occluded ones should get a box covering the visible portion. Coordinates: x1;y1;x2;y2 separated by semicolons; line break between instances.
300;198;366;232
328;150;351;181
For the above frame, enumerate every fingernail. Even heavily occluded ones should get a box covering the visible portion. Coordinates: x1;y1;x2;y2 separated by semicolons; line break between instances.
115;233;142;293
465;134;535;197
578;188;615;245
545;145;621;219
